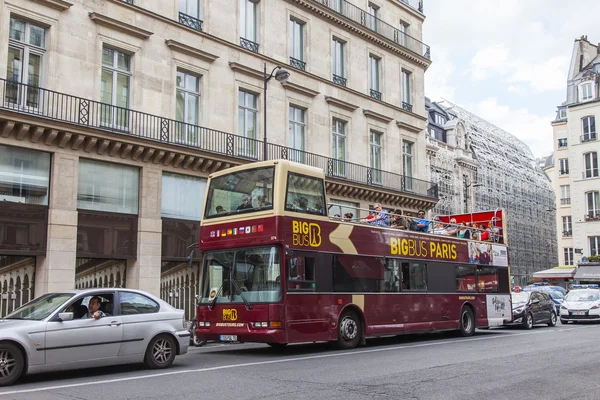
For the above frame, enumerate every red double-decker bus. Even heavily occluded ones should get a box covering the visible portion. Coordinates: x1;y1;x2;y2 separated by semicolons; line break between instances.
194;160;511;349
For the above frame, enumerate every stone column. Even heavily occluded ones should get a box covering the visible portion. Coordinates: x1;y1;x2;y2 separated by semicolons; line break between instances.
127;167;162;296
35;152;79;295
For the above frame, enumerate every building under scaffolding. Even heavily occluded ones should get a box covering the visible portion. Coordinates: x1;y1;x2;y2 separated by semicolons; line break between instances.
426;100;558;285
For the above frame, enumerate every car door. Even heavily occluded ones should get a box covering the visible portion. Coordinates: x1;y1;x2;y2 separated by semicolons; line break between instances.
541;293;554;319
116;291;161;357
530;292;543;322
44;292;123;365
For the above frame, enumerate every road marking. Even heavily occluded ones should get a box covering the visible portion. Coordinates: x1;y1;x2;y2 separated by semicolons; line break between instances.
2;324;597;396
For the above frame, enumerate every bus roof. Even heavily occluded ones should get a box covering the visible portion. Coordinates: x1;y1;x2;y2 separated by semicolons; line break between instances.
208;159;324;180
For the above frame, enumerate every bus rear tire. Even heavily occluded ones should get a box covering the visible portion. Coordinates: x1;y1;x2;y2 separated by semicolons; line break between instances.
335;310;361;350
457;306;475;337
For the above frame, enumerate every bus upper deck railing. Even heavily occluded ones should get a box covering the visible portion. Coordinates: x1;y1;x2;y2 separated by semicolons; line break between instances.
0;78;438;200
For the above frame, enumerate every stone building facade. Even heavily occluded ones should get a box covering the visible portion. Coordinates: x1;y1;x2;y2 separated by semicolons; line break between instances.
0;0;435;317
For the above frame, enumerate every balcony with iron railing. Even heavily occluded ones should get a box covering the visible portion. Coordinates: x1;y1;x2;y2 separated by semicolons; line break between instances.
560;198;571;205
0;78;439;200
289;57;306;71
585;211;600;222
333;74;347;87
401;101;413;113
562;230;572;237
370;89;382;101
312;0;430;60
240;37;259;53
581;133;597;143
178;12;203;32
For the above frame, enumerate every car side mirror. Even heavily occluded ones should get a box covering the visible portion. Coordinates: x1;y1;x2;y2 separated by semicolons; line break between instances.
58;312;74;322
531;299;539;304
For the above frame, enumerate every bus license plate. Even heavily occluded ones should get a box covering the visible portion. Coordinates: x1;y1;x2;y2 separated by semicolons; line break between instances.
572;311;586;316
220;335;237;342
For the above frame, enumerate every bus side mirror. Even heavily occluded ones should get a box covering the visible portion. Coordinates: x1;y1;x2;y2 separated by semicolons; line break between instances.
187;249;195;268
285;249;294;257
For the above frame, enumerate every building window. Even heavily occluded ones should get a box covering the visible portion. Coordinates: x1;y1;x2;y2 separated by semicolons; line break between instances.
401;70;411;109
403;140;413;191
563;248;574;266
367;3;379;32
398;21;408;46
558;108;567;120
591;236;600;256
289;18;305;70
238;90;258;158
581;83;594;101
289;106;306;163
562;216;572;236
161;172;206;220
559;158;569;175
582;116;596;141
332;119;346;176
332;38;345;86
101;47;131;129
557;138;568;148
0;145;50;205
175;69;201;146
434;113;446;126
369;55;381;99
239;0;258;50
586;191;599;219
560;185;570;205
178;0;202;31
78;159;139;215
6;17;46;108
370;131;382;184
584;152;599;178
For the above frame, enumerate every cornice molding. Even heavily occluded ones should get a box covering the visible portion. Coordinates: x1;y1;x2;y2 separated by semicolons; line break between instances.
30;0;73;10
396;120;423;133
228;62;264;80
89;12;154;39
165;39;219;63
281;81;320;97
363;109;394;123
325;96;359;111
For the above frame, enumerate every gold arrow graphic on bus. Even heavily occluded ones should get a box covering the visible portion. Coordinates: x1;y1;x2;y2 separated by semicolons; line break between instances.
329;224;357;254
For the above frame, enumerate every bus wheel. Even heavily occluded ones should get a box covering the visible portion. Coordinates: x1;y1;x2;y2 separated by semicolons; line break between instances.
335;310;361;350
457;306;475;337
267;343;288;349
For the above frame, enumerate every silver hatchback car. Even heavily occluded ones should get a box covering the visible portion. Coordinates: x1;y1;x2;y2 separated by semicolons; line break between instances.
0;288;190;386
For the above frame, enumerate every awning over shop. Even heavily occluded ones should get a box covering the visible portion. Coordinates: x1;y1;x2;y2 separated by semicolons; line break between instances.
532;266;576;279
573;266;600;281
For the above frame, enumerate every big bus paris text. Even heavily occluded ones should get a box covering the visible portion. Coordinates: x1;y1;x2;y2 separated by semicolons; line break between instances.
194;160;511;349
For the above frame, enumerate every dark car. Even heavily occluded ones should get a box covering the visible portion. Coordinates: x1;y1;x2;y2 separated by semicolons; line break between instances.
509;291;557;329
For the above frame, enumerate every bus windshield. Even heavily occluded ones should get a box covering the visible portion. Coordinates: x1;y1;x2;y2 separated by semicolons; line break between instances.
200;246;282;304
204;166;274;218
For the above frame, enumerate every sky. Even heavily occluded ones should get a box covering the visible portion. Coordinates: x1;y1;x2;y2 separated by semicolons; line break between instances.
422;0;600;158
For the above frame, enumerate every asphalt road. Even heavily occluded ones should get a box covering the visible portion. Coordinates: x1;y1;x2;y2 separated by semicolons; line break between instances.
2;322;600;400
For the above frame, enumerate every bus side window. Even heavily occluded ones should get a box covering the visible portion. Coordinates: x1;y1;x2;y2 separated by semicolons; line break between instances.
287;256;316;291
401;262;427;291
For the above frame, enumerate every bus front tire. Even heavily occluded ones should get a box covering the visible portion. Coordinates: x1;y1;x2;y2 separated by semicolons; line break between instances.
335;310;361;350
457;306;475;337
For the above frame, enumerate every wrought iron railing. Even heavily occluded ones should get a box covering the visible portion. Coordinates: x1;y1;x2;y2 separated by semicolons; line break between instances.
179;12;203;32
581;134;597;143
585;211;600;221
289;57;306;71
333;74;347;87
240;37;259;53
560;198;571;205
370;89;382;101
562;230;572;237
313;0;430;60
0;78;439;199
402;101;413;112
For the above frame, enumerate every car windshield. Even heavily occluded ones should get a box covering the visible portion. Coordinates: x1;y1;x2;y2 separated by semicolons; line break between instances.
548;291;565;300
200;246;282;304
204;166;274;219
512;292;530;304
566;290;600;302
4;293;74;320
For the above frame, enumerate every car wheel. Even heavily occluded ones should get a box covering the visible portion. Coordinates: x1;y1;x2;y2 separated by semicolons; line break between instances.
266;343;288;349
523;313;534;330
547;312;557;327
457;306;475;337
145;334;177;369
0;343;25;387
334;310;361;350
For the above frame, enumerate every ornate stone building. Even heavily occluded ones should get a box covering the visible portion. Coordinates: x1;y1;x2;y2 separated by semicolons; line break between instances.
0;0;435;316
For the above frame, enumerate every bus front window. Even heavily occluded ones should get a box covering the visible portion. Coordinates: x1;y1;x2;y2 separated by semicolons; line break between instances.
200;246;282;304
204;166;274;218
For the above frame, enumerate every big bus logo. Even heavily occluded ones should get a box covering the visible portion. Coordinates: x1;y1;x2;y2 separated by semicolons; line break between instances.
223;309;238;321
292;220;322;247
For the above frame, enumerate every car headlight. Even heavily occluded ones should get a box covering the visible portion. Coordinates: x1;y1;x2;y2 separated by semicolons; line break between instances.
513;306;525;313
591;304;600;310
560;305;567;310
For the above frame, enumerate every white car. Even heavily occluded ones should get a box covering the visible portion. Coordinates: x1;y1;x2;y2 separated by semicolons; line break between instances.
0;288;190;386
560;286;600;324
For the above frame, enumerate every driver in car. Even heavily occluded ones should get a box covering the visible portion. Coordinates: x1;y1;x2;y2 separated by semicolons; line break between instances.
83;296;106;319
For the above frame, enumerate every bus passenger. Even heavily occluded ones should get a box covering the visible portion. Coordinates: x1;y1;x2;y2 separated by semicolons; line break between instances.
216;205;226;214
258;195;272;207
458;222;471;239
390;210;408;229
411;210;429;232
342;213;354;222
237;195;253;210
361;203;389;226
443;218;458;236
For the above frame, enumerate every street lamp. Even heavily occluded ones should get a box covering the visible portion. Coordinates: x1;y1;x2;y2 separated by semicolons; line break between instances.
464;181;482;213
263;63;290;161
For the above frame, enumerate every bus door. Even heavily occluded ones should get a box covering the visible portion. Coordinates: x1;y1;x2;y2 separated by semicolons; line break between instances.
285;251;333;343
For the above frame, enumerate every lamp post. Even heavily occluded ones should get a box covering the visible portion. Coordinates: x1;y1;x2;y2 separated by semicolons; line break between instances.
464;181;482;213
263;63;290;161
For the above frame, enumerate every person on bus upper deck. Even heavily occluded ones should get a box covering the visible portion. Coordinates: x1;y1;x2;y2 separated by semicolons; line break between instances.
237;195;253;210
257;195;272;207
342;212;354;222
216;205;226;214
443;218;459;236
458;222;472;239
390;210;408;229
411;210;429;232
361;203;389;226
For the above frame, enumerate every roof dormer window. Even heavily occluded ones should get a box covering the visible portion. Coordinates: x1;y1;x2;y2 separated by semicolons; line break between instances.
434;113;446;125
580;82;595;102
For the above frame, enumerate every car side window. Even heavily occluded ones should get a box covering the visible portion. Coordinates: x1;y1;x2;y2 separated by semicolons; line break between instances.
119;292;159;315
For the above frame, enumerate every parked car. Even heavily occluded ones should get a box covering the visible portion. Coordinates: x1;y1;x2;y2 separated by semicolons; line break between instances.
0;288;190;386
560;285;600;324
509;291;557;329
